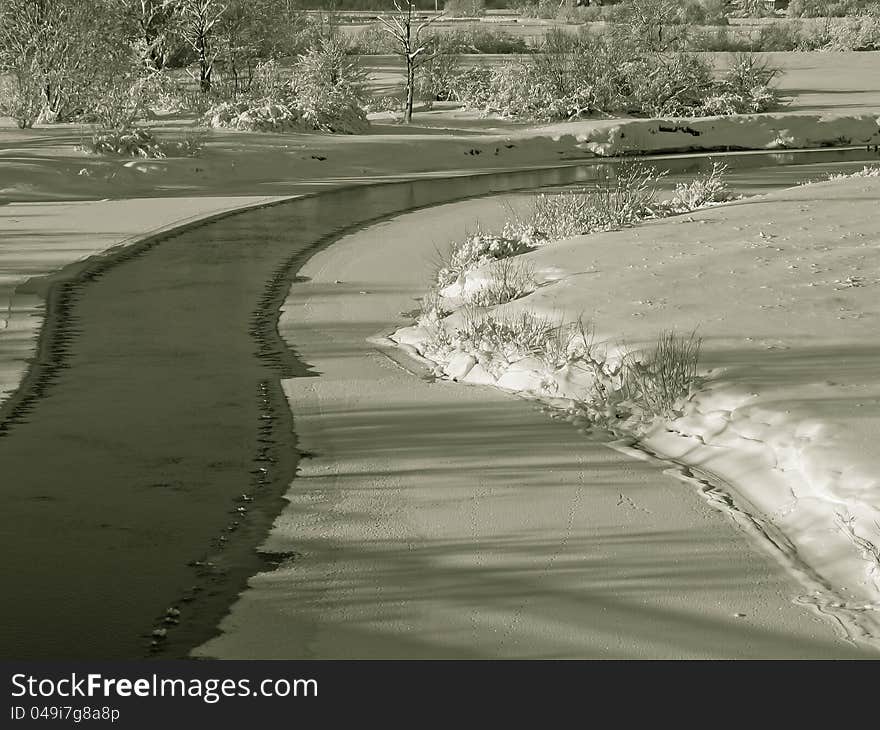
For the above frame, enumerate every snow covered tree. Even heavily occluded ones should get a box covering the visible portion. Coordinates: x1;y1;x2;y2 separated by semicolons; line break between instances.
0;0;132;123
611;0;691;52
178;0;225;92
377;0;444;123
111;0;180;71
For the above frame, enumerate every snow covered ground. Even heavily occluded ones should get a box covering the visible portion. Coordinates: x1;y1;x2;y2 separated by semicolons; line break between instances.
196;194;872;659
3;51;880;656
391;173;880;648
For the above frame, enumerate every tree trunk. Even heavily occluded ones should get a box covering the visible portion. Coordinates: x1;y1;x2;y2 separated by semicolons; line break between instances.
199;47;212;93
404;62;415;124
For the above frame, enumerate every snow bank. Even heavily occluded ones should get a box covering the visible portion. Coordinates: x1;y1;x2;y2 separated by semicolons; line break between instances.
391;174;880;648
541;113;880;157
643;380;880;643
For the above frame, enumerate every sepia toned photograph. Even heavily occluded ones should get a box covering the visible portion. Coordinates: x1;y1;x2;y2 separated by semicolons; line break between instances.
2;0;879;667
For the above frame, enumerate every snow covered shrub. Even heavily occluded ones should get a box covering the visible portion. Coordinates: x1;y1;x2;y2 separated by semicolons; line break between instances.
734;0;776;16
620;331;702;419
788;0;880;17
443;0;486;17
439;27;532;54
248;61;288;101
205;100;303;132
436;311;595;378
825;165;880;180
418;288;451;330
721;52;779;99
443;65;495;107
87;73;156;130
822;14;880;50
0;64;43;128
82;126;204;158
141;72;199;115
624;52;715;117
205;38;369;135
348;25;399;55
470;39;635;120
453;36;778;119
697;86;777;115
162;128;206;157
363;95;403;113
681;0;729;25
514;0;562;19
416;53;463;104
290;37;369;134
448;311;558;377
688;26;753;52
465;259;537;307
83;126;166;158
531;164;664;239
669;162;731;211
436;226;540;289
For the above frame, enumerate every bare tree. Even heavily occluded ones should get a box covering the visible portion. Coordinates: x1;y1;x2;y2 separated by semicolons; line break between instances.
377;1;443;124
178;0;225;92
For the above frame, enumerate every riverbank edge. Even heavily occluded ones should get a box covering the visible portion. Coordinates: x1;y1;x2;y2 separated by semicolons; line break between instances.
384;177;880;653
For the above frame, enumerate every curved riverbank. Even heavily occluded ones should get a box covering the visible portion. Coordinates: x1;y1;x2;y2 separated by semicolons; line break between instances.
196;194;874;658
2;151;878;658
388;174;880;651
2;164;712;658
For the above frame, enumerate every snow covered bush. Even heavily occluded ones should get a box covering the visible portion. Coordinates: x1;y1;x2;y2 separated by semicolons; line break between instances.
348;24;398;55
82;126;204;159
531;164;664;239
421;310;597;383
82;126;166;158
443;0;486;17
415;53;464;104
433;162;730;310
464;259;537;308
619;331;702;420
418;288;451;331
363;95;403;113
290;37;369;134
432;311;565;377
205;100;303;132
140;72;201;115
567;331;702;428
0;64;43;128
822;14;880;51
85;72;158;130
452;39;780;120
698;53;779;116
826;165;880;180
624;53;716;117
204;38;369;135
436;224;541;289
162;129;206;158
669;162;731;212
697;86;777;115
788;0;880;16
452;46;630;120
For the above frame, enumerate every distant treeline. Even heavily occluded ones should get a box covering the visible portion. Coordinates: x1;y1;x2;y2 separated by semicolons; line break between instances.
293;1;514;9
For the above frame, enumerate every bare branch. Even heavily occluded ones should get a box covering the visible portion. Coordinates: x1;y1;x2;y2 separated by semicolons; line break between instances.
414;12;445;43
